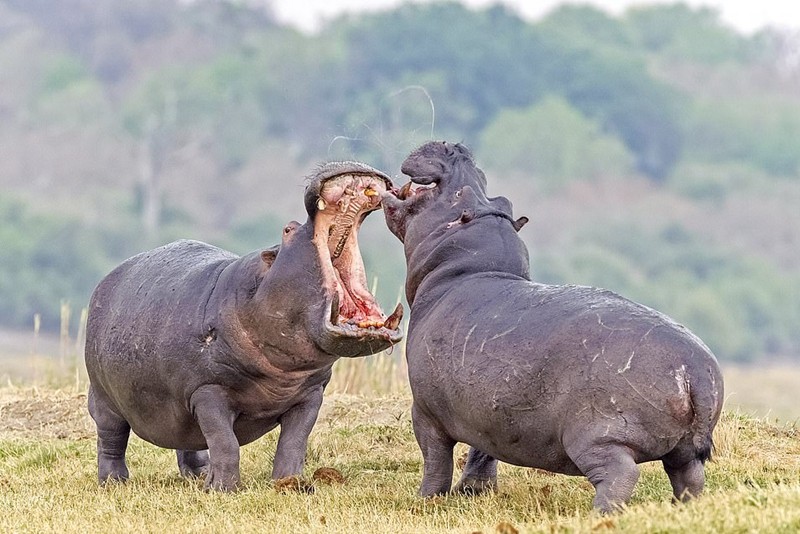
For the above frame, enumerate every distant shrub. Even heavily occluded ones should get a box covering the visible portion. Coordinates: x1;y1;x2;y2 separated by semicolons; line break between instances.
0;197;114;330
479;96;635;191
533;222;800;362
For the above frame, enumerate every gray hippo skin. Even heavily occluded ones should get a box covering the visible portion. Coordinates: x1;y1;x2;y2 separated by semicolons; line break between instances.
381;141;724;513
85;162;403;491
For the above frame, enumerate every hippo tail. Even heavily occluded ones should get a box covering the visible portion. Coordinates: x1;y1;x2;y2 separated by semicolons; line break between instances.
689;361;724;463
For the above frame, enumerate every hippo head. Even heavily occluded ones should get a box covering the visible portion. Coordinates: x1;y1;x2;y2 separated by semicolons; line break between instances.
249;162;403;359
381;141;530;304
382;141;528;245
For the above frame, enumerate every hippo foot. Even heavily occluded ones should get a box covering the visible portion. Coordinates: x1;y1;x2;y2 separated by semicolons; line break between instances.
98;458;129;485
203;468;240;492
177;449;209;479
452;476;498;496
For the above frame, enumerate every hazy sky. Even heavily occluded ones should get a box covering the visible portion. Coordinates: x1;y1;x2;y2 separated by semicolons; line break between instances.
270;0;800;34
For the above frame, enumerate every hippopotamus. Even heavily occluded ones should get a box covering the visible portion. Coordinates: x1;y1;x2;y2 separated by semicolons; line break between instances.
381;141;724;512
85;162;403;491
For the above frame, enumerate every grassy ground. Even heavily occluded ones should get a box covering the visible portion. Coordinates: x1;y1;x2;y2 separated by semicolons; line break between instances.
1;378;799;533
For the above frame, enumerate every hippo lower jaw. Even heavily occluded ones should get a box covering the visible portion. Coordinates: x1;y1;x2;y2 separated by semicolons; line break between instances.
317;296;403;357
308;165;404;355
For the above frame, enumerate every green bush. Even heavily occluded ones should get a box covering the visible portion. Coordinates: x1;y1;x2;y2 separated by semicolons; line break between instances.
0;197;114;330
479;96;635;190
533;222;800;362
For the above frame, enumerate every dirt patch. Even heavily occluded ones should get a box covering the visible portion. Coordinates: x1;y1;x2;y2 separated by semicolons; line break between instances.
0;388;413;442
0;387;94;440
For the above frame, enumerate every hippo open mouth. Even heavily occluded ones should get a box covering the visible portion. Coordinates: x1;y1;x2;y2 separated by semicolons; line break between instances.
308;163;403;342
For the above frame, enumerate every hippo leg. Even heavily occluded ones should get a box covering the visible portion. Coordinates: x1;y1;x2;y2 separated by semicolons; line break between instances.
452;447;498;495
412;402;456;496
571;444;640;513
191;385;240;491
663;458;705;502
271;387;324;480
88;386;131;484
176;449;210;478
659;436;706;502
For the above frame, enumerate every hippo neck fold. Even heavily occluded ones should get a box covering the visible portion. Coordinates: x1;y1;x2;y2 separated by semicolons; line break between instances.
228;223;337;371
404;212;530;312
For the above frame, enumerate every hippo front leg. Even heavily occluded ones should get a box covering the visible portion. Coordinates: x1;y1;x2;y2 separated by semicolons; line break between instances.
191;385;240;491
453;447;498;495
412;402;456;496
272;387;324;480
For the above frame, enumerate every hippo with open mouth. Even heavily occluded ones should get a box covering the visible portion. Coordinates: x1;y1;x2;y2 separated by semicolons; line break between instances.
85;162;403;490
381;141;724;513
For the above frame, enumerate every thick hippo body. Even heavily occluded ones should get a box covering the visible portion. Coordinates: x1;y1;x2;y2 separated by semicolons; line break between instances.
382;141;723;512
86;162;403;490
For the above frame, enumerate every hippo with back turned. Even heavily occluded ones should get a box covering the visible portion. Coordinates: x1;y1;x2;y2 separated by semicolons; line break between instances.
85;162;403;490
381;141;723;512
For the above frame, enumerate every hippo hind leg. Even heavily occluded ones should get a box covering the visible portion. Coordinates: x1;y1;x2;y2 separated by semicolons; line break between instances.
453;447;498;495
177;449;210;478
88;386;131;484
661;436;708;502
570;443;640;514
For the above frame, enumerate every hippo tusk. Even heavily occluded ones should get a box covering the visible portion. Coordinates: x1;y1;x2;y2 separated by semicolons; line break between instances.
397;182;413;200
317;198;327;211
330;293;340;325
384;302;404;331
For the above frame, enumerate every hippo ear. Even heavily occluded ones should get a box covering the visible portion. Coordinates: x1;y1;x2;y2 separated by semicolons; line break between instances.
259;246;279;273
513;216;529;232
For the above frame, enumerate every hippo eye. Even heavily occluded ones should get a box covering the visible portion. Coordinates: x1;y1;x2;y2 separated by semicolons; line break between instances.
454;190;462;199
284;226;292;234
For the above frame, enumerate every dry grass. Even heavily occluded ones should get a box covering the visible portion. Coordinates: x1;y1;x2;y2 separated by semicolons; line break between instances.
2;327;800;532
1;386;799;533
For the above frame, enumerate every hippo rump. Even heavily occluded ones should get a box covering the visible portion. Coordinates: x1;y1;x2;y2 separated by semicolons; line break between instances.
85;161;403;491
381;141;724;512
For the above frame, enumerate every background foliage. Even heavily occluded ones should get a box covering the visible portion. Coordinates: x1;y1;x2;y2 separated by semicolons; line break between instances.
1;0;799;364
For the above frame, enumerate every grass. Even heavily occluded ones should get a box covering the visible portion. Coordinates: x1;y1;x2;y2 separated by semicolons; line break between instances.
1;379;799;533
2;321;800;532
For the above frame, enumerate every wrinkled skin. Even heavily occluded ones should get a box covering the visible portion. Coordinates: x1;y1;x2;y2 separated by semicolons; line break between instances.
85;162;403;491
382;141;724;513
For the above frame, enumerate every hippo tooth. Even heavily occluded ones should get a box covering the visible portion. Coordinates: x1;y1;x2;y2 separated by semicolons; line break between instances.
317;198;327;211
330;293;340;325
384;302;404;330
398;182;412;200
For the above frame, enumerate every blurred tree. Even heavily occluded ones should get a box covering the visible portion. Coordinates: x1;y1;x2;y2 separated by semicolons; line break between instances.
478;95;634;190
685;95;800;176
0;197;112;329
625;3;750;63
534;222;800;362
